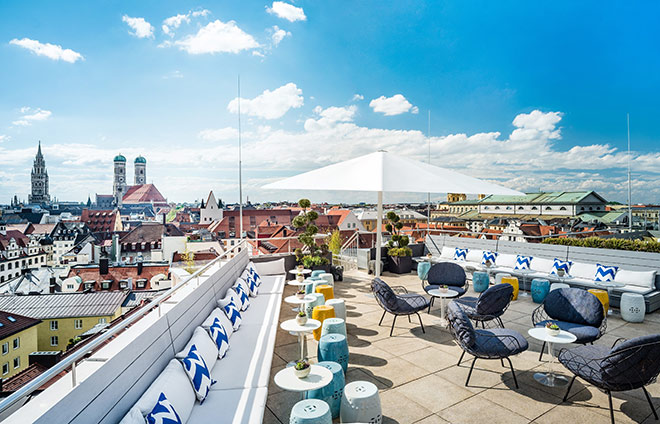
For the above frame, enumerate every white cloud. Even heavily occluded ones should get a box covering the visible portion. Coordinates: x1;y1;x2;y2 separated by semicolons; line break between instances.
304;105;357;131
352;94;364;101
162;10;210;36
122;15;154;38
227;83;303;119
192;10;210;18
369;94;418;116
12;107;52;126
198;127;239;141
510;110;562;142
162;70;184;79
174;20;259;54
266;2;307;22
0;135;8;143
271;25;291;46
9;38;83;63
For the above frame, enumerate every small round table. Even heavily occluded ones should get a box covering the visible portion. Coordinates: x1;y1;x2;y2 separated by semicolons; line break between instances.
274;365;333;400
280;319;321;365
288;279;311;288
594;280;625;316
516;269;534;297
528;327;577;387
285;294;316;312
427;288;458;326
289;269;312;275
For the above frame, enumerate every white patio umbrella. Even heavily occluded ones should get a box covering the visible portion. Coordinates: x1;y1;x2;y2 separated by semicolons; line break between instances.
263;151;524;276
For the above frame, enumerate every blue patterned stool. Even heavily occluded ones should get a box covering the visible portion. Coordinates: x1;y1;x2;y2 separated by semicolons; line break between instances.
531;278;550;304
417;262;431;282
289;398;332;424
325;298;346;321
318;333;349;372
304;279;315;295
319;273;334;287
620;292;645;323
307;361;344;419
321;317;347;338
306;293;325;317
340;381;382;424
311;270;325;278
472;271;490;293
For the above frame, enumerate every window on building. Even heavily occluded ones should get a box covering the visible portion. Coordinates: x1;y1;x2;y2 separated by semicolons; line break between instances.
545;207;552;210
0;265;3;271
50;320;58;330
67;284;74;290
560;207;567;211
1;343;8;355
50;336;58;346
137;279;146;289
101;281;111;290
13;357;19;369
2;363;8;375
7;263;11;270
12;337;19;350
99;318;107;324
74;319;83;329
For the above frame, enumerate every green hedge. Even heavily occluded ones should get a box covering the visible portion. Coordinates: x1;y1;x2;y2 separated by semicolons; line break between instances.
542;236;660;253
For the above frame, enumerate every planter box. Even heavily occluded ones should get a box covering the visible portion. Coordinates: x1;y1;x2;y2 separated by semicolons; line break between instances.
388;256;412;274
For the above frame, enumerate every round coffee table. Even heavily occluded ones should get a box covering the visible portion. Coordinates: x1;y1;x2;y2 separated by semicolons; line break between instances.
528;327;577;387
289;269;312;275
427;288;458;326
280;319;321;365
285;294;316;312
274;364;333;400
594;280;625;315
516;269;534;297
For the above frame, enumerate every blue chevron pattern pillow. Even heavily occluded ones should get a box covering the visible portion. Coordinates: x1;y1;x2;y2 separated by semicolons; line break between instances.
243;272;259;296
481;251;498;265
550;259;573;275
208;317;229;358
180;344;216;403
223;299;242;330
595;264;619;282
233;283;250;311
248;267;262;287
514;255;533;270
453;248;468;261
146;392;182;424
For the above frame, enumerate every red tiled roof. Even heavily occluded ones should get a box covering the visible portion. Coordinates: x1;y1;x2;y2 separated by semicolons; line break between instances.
68;263;170;291
0;311;41;340
123;184;167;204
81;209;120;233
327;209;350;225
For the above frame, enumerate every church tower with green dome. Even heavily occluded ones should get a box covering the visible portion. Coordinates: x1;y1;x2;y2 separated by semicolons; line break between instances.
134;155;146;185
113;154;127;206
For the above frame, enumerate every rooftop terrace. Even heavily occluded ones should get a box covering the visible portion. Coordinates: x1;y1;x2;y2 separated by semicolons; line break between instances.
265;269;660;424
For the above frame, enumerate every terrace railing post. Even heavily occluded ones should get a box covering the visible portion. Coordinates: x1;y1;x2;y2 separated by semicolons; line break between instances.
71;361;77;387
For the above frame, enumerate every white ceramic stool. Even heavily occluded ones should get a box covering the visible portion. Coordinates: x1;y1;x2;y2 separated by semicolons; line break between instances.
495;273;511;285
319;273;335;287
550;282;570;291
340;381;382;424
326;298;346;321
620;292;645;323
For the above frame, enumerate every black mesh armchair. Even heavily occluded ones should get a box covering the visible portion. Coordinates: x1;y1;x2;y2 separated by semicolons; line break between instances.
424;262;468;310
447;301;528;388
454;283;514;328
558;335;660;424
532;287;606;361
372;278;429;337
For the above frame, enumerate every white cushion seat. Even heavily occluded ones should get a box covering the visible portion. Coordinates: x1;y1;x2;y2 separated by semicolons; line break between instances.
530;258;555;274
239;293;282;326
188;388;267;424
256;275;285;295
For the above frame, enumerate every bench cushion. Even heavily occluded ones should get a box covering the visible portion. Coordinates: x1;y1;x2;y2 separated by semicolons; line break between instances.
570;262;597;279
254;258;285;276
188;388;267;424
615;269;657;289
257;275;285;295
530;258;554;274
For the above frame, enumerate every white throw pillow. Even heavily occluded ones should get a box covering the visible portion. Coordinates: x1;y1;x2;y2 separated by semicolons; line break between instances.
254;258;285;275
233;282;251;311
497;253;516;268
241;270;260;296
615;269;657;289
118;406;145;424
202;308;234;339
570;262;597;279
134;359;195;423
440;246;454;258
175;327;219;373
465;250;483;263
531;258;554;274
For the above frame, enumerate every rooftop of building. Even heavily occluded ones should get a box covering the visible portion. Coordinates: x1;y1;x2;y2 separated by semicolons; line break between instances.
0;310;41;340
0;291;127;319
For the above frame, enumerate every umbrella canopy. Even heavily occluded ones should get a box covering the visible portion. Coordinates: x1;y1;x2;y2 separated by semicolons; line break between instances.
263;151;523;195
263;151;524;276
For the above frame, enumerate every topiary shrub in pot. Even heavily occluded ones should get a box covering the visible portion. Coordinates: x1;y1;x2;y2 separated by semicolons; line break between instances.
293;198;330;271
385;211;413;274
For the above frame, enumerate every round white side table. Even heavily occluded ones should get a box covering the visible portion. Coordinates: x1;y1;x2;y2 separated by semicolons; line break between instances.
528;327;577;387
427;288;458;326
280;318;321;365
274;365;333;400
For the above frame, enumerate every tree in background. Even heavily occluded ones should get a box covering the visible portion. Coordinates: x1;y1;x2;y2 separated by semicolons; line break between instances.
181;249;196;274
385;211;412;256
328;229;342;256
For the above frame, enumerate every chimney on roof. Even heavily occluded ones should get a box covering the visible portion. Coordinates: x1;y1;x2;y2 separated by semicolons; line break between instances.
100;258;109;275
49;277;57;294
137;257;143;275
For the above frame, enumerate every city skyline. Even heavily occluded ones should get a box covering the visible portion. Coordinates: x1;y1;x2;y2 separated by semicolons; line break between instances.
1;2;660;204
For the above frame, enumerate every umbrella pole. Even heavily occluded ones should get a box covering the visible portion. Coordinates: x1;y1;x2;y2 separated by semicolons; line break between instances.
375;191;383;277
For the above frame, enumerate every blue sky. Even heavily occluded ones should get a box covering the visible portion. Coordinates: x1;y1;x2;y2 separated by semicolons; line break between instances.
1;1;659;205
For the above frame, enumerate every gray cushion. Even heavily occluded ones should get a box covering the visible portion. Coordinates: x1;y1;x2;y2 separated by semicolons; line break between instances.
447;302;475;347
544;288;604;327
473;328;528;357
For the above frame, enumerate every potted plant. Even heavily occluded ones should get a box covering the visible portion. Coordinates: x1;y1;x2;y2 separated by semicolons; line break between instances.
294;359;311;378
296;273;305;283
427;252;433;260
440;284;449;293
385;211;413;274
545;322;560;337
296;289;306;300
293;199;330;272
296;310;308;325
556;268;565;278
297;264;304;271
484;259;492;268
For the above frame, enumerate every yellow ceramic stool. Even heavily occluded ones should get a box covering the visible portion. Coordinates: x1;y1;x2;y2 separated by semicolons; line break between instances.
501;276;519;300
312;305;336;341
588;289;609;314
316;284;335;301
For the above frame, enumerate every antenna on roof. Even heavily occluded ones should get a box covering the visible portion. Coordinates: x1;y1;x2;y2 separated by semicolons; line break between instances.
627;113;632;231
238;75;244;241
427;110;431;238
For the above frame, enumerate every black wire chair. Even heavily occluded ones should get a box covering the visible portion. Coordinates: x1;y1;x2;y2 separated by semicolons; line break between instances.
424;262;468;311
454;283;514;329
532;287;607;361
372;278;429;337
447;301;528;388
558;335;660;424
